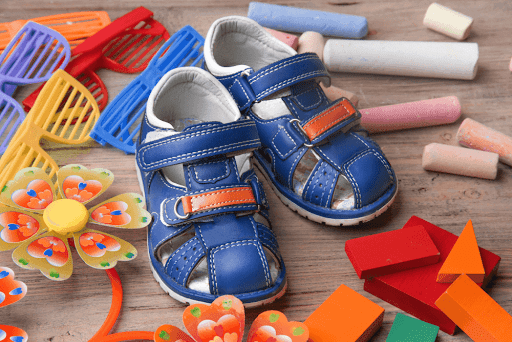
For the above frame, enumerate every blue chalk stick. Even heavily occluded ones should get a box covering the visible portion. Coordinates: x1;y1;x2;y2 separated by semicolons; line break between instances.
247;2;368;39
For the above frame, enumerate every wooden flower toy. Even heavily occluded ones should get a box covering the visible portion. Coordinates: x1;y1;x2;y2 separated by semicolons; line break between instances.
154;295;309;342
0;266;28;341
0;164;150;280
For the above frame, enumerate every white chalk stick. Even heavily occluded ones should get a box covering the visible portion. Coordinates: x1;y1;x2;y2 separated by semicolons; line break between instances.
298;31;325;60
422;143;499;180
323;39;479;80
423;3;473;40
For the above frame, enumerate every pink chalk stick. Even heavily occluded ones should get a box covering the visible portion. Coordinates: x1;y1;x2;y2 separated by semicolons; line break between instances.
360;96;461;133
264;28;299;50
457;118;512;166
423;143;499;180
509;57;512;72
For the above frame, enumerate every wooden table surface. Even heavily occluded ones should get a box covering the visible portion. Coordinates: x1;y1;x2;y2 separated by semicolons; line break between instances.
1;1;512;341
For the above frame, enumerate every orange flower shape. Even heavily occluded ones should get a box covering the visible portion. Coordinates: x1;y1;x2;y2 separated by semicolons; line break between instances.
0;165;150;281
154;295;309;342
0;266;28;341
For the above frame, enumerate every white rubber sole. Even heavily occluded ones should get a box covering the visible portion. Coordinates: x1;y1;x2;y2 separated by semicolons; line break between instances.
149;251;288;308
136;160;288;307
254;159;397;226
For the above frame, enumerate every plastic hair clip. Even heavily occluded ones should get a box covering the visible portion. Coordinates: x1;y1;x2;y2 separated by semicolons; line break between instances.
0;11;111;53
22;6;170;112
0;69;100;190
90;25;205;154
0;21;71;153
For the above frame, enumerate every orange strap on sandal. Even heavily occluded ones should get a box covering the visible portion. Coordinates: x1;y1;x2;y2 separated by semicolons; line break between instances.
181;186;257;215
301;99;356;141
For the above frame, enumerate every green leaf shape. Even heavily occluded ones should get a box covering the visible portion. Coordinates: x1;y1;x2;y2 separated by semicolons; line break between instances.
18;258;28;265
190;307;201;318
159;330;171;341
100;261;110;267
269;313;279;323
49;270;60;278
125;252;134;258
222;299;232;310
293;327;305;336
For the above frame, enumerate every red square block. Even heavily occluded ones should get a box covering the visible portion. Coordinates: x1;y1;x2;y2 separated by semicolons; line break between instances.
364;216;501;335
345;225;440;279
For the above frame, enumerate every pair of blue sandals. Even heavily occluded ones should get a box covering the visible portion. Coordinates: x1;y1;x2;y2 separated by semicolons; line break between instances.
136;16;397;306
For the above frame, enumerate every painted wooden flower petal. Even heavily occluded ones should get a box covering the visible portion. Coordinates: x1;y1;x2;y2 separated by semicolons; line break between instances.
154;325;196;342
57;164;114;205
0;167;56;212
88;193;150;229
247;311;309;342
73;228;137;269
183;295;244;342
0;267;27;308
0;325;28;342
0;206;46;251
12;231;72;281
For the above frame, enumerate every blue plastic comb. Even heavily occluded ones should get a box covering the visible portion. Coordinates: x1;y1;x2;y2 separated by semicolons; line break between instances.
0;21;71;154
89;25;204;154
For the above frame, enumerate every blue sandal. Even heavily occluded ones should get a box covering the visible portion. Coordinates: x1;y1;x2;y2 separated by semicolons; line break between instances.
204;16;397;226
136;67;286;306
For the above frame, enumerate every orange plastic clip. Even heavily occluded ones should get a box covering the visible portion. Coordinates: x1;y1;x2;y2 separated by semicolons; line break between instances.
0;11;111;53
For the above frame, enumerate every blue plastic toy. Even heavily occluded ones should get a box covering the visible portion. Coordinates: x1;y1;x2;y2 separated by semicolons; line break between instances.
89;25;205;154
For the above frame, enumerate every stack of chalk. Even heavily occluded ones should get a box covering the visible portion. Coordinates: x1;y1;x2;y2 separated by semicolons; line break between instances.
248;2;512;182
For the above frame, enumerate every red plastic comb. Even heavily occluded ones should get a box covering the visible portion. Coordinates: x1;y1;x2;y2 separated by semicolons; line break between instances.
22;6;170;112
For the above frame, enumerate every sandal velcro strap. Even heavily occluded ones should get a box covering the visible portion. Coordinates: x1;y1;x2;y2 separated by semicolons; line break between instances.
161;180;266;226
181;186;257;215
138;119;260;172
227;53;330;111
298;99;360;144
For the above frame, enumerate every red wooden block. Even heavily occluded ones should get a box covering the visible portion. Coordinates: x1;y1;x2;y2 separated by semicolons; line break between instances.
345;225;440;279
364;216;501;335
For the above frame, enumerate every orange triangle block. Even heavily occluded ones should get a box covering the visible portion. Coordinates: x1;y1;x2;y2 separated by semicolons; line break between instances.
437;220;485;283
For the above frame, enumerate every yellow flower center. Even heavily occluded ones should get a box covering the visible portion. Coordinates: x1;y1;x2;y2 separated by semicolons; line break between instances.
43;199;89;234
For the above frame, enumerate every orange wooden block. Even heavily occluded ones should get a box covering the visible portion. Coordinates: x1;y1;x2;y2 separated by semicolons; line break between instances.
435;274;512;341
304;284;384;342
437;220;485;283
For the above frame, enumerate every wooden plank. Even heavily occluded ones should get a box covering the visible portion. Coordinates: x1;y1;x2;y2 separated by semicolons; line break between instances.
345;224;440;279
364;216;501;334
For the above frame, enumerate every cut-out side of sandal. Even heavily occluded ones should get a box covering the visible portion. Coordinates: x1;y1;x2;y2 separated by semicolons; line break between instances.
136;67;286;306
204;16;397;226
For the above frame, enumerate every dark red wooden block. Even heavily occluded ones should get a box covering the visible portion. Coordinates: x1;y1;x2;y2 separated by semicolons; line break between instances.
345;224;440;279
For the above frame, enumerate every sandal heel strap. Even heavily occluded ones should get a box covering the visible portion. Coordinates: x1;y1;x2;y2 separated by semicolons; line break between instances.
137;119;260;172
227;53;330;111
